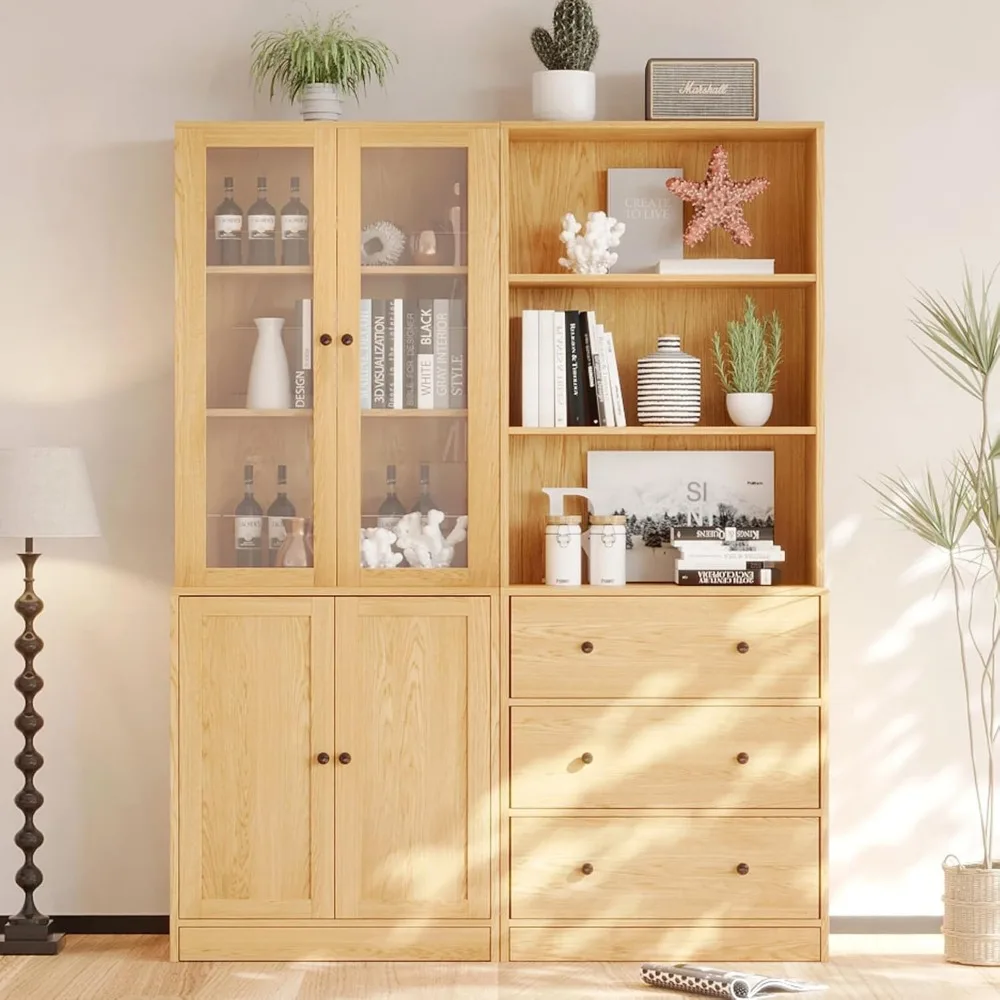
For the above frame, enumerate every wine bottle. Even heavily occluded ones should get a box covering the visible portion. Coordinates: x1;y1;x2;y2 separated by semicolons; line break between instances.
234;464;264;567
266;464;297;566
410;462;437;525
213;176;243;266
247;177;276;266
377;464;406;529
280;176;310;266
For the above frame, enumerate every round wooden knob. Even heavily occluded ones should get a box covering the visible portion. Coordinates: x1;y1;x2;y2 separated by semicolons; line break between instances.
581;862;594;875
736;641;750;654
581;641;594;654
736;752;750;765
341;334;354;345
736;863;750;876
581;752;594;764
338;752;352;765
316;752;330;765
319;334;333;346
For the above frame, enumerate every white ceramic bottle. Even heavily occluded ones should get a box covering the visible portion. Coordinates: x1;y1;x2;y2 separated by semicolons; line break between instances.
247;317;291;410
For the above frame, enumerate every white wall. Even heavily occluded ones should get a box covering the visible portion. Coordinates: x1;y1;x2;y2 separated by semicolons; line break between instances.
0;0;996;916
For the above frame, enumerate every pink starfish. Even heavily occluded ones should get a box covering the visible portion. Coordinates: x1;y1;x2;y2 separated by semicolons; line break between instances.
666;145;769;247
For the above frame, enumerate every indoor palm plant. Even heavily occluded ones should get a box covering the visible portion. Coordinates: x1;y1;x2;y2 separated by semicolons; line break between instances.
871;268;1000;966
530;0;599;121
711;295;782;426
251;11;396;121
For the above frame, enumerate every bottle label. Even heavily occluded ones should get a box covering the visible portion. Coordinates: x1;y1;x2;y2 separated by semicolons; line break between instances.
215;214;242;240
268;516;287;550
282;215;308;240
248;214;275;240
235;516;263;549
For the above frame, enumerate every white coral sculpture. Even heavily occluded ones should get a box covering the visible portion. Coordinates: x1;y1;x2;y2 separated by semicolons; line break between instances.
558;211;626;274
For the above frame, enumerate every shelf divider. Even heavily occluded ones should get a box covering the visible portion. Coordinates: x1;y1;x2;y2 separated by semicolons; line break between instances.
508;425;816;437
509;273;816;289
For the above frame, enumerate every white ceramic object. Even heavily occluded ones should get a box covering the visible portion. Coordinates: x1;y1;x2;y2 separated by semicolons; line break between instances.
247;317;291;409
300;83;343;121
558;211;625;274
545;515;582;586
726;392;773;427
532;70;596;121
637;336;701;426
584;515;627;586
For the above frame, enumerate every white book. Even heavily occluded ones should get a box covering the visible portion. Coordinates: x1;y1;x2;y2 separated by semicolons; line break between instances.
391;298;404;408
602;328;627;427
676;558;777;571
521;310;540;427
657;258;775;275
672;541;784;556
417;300;435;410
595;325;616;427
359;299;372;409
585;311;609;426
538;310;556;427
553;311;568;428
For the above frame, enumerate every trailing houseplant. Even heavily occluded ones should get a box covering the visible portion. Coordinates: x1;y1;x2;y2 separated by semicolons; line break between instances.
251;11;396;121
530;0;599;121
870;268;1000;966
711;295;783;426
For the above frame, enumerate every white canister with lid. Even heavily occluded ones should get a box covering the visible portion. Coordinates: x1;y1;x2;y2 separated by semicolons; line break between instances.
545;515;582;586
586;514;627;586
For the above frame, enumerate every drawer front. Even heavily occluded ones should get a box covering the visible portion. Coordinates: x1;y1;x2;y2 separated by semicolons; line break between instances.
510;706;819;809
510;596;820;699
510;816;819;920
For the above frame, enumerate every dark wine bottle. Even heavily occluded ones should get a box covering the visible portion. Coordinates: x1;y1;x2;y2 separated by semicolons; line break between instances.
266;464;297;567
280;176;310;266
410;462;437;524
247;176;276;266
213;176;243;266
234;464;264;567
377;464;406;529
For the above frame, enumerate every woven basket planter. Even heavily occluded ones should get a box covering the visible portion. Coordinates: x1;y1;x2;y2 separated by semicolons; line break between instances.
943;858;1000;965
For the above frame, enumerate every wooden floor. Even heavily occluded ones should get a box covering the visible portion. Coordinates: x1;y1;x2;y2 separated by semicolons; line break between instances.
0;935;998;998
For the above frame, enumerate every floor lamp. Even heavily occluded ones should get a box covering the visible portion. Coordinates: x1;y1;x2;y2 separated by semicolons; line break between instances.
0;448;99;955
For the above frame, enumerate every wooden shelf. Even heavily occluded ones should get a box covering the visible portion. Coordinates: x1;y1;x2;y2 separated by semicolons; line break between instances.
506;583;825;596
207;408;312;418
362;266;468;276
504;121;823;142
509;273;817;289
509;425;817;437
362;409;468;418
207;266;313;276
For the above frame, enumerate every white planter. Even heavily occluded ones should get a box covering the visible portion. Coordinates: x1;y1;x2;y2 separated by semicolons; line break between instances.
726;392;773;427
300;83;343;121
532;70;596;121
247;317;291;410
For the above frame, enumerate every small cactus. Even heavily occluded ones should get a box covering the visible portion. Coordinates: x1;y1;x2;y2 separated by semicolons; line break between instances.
531;0;599;72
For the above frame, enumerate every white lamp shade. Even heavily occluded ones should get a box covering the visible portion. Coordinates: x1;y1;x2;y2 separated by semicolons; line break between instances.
0;448;100;539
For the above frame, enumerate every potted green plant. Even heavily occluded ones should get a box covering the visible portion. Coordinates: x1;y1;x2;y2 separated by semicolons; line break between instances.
251;11;396;121
530;0;599;121
870;269;1000;966
711;296;783;426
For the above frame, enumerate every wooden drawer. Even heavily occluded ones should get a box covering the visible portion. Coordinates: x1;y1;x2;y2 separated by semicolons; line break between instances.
510;595;820;699
510;816;819;920
510;706;819;809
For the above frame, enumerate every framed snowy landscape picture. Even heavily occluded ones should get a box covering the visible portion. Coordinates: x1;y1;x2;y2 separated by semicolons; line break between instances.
586;451;775;582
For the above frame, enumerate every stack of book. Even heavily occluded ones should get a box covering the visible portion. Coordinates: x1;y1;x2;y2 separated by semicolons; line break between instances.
359;298;466;410
520;309;626;427
667;525;784;586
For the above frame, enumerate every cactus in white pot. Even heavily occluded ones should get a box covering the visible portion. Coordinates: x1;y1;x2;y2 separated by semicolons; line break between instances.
530;0;599;121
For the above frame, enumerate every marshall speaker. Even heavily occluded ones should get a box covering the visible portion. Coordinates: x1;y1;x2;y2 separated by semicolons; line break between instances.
646;58;759;121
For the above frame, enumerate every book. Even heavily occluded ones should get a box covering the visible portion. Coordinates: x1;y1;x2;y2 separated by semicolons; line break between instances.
371;299;387;409
670;525;775;543
538;309;556;427
565;310;584;427
389;298;403;408
359;299;372;410
403;302;418;409
417;300;435;410
607;167;684;273
449;298;466;410
433;299;450;410
553;311;568;428
675;558;779;571
592;312;615;426
602;327;627;427
292;298;313;409
577;310;600;426
641;963;826;997
657;258;775;275
521;310;540;427
676;567;777;586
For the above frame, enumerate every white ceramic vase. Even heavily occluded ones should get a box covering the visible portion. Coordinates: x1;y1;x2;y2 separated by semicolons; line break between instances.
300;83;343;121
726;392;773;427
532;70;596;121
247;317;291;410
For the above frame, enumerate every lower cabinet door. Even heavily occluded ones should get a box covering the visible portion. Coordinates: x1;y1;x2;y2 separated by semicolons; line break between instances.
177;597;335;919
334;597;492;919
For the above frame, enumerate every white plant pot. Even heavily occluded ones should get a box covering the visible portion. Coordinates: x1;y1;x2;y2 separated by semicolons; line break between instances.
247;317;291;410
726;392;773;427
300;83;343;121
532;70;596;121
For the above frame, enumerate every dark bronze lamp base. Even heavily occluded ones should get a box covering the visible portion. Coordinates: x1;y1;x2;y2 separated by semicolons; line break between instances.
0;930;64;955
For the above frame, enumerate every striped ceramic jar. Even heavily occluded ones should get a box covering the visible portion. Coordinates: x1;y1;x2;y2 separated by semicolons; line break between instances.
636;336;701;426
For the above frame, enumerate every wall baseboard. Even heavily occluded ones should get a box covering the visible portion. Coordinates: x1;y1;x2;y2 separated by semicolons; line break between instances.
830;916;941;934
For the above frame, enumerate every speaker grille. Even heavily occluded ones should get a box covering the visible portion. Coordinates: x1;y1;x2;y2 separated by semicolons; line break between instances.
646;59;758;121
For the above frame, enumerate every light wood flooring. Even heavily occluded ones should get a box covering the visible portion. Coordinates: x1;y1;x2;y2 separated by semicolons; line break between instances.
0;935;997;999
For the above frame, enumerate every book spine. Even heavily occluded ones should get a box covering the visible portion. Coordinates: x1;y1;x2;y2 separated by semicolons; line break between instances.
670;525;775;542
675;558;779;571
433;298;450;410
587;312;608;426
417;299;435;410
565;310;584;427
359;299;372;410
402;301;418;409
371;299;387;409
521;310;540;427
676;568;776;586
292;298;313;409
553;311;568;428
391;299;404;408
449;298;466;409
538;310;555;427
385;300;397;408
603;329;627;427
578;311;599;426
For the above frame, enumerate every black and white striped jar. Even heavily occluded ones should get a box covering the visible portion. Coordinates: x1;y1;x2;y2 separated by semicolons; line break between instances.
636;336;701;426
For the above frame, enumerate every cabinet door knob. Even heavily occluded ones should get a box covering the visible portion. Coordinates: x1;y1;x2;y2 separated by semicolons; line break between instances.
736;863;750;876
736;641;750;654
581;641;594;654
341;333;354;346
319;333;333;346
581;752;594;764
338;752;352;765
581;862;594;875
736;752;750;765
316;752;330;765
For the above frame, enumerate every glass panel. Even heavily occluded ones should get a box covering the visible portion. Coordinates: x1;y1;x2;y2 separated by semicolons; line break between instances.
358;148;469;570
205;147;314;569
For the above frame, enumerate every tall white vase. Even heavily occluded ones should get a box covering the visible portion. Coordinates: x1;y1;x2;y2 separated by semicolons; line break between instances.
247;317;291;410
